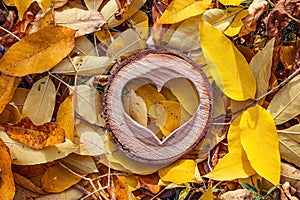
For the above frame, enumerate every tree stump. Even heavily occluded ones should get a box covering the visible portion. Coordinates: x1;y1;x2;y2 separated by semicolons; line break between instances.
104;50;213;164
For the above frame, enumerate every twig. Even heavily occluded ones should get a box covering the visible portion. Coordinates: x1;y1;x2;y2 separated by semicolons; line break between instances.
0;26;20;41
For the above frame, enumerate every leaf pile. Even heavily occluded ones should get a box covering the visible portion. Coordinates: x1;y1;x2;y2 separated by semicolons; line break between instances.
0;0;299;199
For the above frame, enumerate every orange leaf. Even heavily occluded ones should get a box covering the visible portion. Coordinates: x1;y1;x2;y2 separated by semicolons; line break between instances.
0;138;15;199
3;117;65;149
0;25;76;76
0;74;21;114
57;96;75;141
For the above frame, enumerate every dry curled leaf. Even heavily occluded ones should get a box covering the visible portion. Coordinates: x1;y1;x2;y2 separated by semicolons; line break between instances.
3;117;65;149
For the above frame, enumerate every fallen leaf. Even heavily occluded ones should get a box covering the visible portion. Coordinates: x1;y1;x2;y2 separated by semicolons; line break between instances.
55;6;106;37
41;164;82;193
110;175;132;200
101;0;145;27
123;89;148;127
56;96;75;141
240;105;280;185
278;125;300;167
199;19;257;101
52;56;115;75
72;36;98;56
0;74;21;114
166;77;199;115
219;189;254;200
3;117;65;149
199;186;213;200
158;159;196;184
0;130;77;165
11;88;29;113
84;0;103;10
136;174;161;194
268;74;300;124
239;0;269;36
129;10;149;40
0;25;76;76
61;153;98;174
158;0;211;24
74;123;106;156
202;8;232;32
0;103;22;124
94;26;113;47
36;0;52;12
280;43;300;70
218;0;244;6
106;28;147;59
2;0;14;6
22;76;56;125
280;182;298;200
0;138;15;199
280;162;300;195
224;9;248;36
13;172;45;194
249;38;274;103
29;5;54;34
14;0;31;20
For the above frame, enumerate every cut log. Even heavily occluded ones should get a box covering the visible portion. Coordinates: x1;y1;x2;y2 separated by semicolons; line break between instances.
104;49;213;164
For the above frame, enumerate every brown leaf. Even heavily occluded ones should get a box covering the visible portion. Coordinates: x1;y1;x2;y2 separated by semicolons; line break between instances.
219;189;254;200
239;0;269;36
0;138;15;199
137;173;161;194
280;182;299;200
13;172;46;194
281;162;300;197
3;117;65;149
263;0;300;37
0;74;21;114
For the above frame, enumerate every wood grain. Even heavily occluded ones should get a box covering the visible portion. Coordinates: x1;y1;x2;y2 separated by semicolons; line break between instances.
104;50;213;164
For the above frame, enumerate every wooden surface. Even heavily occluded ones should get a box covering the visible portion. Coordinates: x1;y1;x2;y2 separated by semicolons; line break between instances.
104;50;213;164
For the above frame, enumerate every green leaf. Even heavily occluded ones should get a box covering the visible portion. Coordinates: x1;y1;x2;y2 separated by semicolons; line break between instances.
239;182;258;193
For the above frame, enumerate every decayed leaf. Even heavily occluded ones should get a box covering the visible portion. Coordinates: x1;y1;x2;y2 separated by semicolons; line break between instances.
41;164;82;193
84;0;103;10
74;123;106;156
13;172;45;194
14;0;31;20
268;74;300;124
0;74;21;114
106;28;147;59
158;0;211;24
52;56;115;75
22;76;56;125
278;125;300;167
240;105;280;185
0;130;77;165
55;6;106;37
224;9;248;36
166;78;199;115
101;0;145;27
75;85;104;126
158;159;196;184
57;96;74;141
250;38;274;103
0;138;15;199
123;90;148;127
0;26;76;76
199;19;256;101
3;117;65;149
239;0;269;36
205;112;256;180
61;153;98;174
167;15;201;51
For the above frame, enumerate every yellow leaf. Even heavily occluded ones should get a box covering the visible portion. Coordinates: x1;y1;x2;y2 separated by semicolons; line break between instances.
41;164;82;193
4;117;65;149
0;25;76;77
239;105;280;185
199;186;213;200
218;0;244;5
84;0;103;10
149;100;191;137
205;113;256;180
158;159;196;184
0;74;21;114
2;0;14;6
123;90;148;126
57;96;75;141
129;10;149;40
224;9;249;36
0;138;15;199
14;0;31;20
158;0;211;24
166;77;199;115
199;19;256;100
0;103;22;124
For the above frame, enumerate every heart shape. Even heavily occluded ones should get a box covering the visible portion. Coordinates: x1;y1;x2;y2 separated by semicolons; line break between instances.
122;77;200;143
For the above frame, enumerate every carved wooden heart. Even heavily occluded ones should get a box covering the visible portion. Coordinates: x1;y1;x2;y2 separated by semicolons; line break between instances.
122;77;200;144
104;50;212;164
